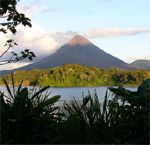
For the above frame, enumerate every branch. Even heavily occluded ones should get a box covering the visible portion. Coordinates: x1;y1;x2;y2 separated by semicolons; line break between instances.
0;46;11;58
0;49;36;65
0;61;13;65
0;57;24;65
0;22;13;25
0;15;9;18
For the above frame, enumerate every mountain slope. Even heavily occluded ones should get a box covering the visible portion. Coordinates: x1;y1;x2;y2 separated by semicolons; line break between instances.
1;35;139;75
131;59;150;69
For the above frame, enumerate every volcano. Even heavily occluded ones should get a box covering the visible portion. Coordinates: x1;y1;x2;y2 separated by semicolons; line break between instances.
1;35;139;74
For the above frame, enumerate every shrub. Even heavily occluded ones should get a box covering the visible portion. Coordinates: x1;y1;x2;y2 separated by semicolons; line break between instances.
1;74;149;144
0;74;62;144
63;79;150;144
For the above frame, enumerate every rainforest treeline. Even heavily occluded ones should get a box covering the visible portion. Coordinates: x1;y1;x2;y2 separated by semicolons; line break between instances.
1;64;150;87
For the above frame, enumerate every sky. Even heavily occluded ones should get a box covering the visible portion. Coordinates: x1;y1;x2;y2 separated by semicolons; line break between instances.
0;0;150;70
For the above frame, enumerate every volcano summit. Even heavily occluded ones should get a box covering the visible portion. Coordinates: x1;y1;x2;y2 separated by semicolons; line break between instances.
4;35;139;71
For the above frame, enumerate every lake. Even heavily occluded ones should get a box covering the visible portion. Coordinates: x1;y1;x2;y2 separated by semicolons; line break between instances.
0;86;137;106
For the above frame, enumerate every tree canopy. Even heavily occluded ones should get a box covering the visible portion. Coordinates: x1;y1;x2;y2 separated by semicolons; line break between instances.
1;64;150;87
0;0;36;65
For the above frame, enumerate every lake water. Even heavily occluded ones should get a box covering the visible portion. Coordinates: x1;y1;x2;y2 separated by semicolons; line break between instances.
0;85;137;106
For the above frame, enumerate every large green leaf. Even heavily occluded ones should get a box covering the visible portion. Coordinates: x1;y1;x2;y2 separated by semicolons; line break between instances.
109;86;134;98
0;92;10;118
2;78;14;100
16;80;23;97
82;96;90;108
39;95;60;107
31;86;50;100
137;78;150;97
11;73;16;97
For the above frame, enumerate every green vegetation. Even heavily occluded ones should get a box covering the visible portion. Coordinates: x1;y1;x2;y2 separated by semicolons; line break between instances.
1;64;150;87
63;79;149;144
0;75;149;144
0;74;62;144
0;0;36;65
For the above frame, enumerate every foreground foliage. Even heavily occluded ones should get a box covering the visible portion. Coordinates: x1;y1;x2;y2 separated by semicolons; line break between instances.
0;74;62;144
0;75;150;144
63;78;150;144
1;64;150;87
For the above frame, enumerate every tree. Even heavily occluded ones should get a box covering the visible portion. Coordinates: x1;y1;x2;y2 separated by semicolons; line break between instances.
0;0;36;65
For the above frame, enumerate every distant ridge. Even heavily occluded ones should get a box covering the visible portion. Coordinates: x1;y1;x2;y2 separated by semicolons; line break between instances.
0;35;139;75
131;59;150;69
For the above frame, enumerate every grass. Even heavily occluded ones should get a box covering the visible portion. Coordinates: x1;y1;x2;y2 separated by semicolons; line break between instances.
0;74;149;144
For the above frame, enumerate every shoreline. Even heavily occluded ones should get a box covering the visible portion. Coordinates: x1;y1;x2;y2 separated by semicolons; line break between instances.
0;84;138;88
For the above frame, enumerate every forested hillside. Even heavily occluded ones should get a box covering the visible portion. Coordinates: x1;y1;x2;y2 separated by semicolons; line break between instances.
1;64;150;87
131;59;150;69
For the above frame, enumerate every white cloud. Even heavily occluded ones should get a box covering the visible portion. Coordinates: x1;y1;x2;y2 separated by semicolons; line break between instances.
84;28;150;38
31;5;59;14
48;30;79;46
32;5;45;14
0;23;78;70
2;23;59;57
17;5;32;18
121;54;150;63
146;35;150;38
0;62;32;71
17;4;61;17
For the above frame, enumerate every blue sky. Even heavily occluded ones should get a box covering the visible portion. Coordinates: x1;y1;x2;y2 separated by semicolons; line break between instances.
1;0;150;70
23;0;150;30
